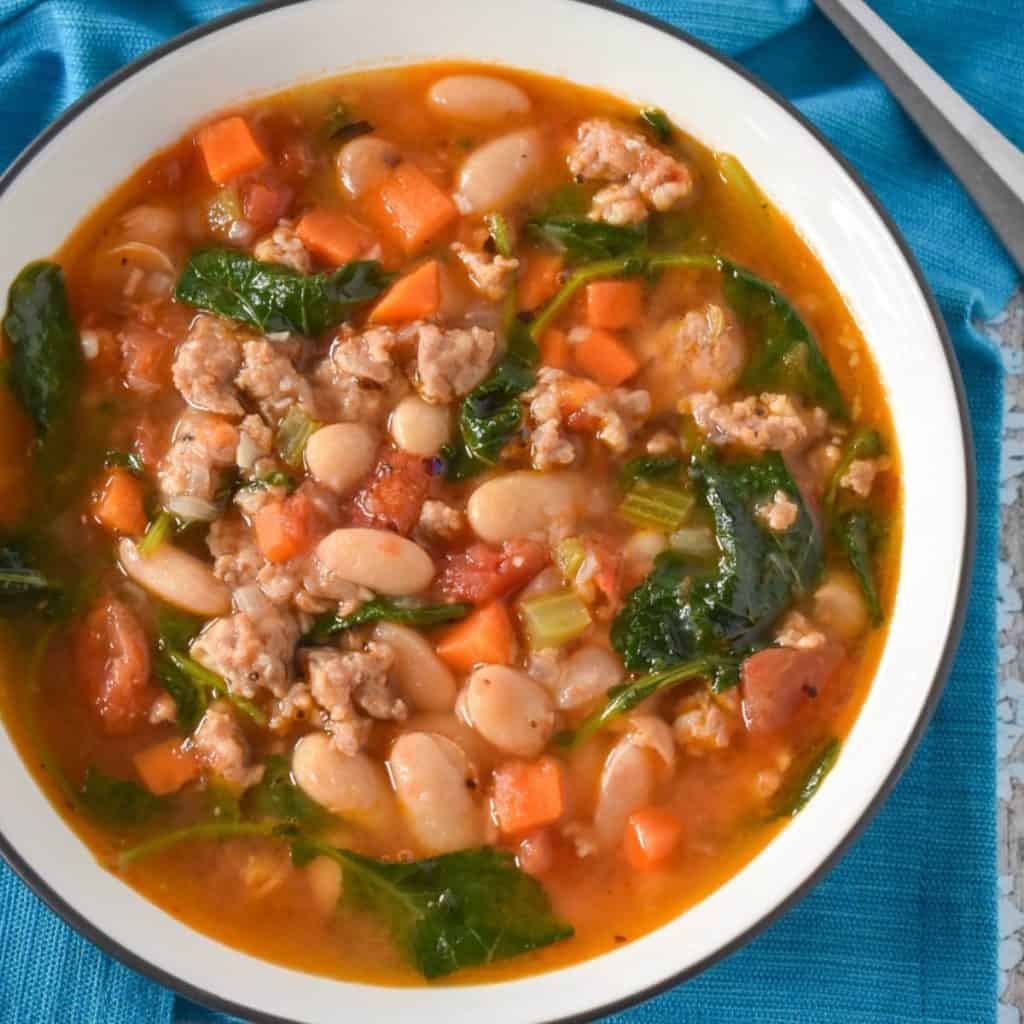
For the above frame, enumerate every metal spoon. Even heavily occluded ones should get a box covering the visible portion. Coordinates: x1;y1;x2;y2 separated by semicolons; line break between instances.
815;0;1024;274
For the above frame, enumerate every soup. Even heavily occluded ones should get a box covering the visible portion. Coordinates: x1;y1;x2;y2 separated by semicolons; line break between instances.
0;63;899;984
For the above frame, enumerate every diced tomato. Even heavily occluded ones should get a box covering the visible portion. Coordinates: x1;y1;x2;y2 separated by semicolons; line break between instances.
133;738;199;796
581;534;622;607
242;178;294;231
348;449;431;535
119;323;173;395
132;416;171;472
75;598;156;736
436;540;549;604
740;644;845;735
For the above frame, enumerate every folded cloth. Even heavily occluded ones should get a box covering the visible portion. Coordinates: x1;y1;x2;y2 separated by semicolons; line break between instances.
0;1;1018;1021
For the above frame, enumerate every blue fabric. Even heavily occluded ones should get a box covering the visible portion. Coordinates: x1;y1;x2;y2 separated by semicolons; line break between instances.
0;0;1017;1021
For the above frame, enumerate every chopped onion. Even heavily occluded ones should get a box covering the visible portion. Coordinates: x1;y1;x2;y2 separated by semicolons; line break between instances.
165;495;220;522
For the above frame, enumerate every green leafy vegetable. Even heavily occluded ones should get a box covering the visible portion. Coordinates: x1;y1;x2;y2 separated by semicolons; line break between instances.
715;153;770;224
618;479;694;531
558;654;735;748
305;598;472;644
521;590;592;649
611;450;822;672
640;107;673;143
835;509;883;626
156;607;204;652
137;510;174;556
288;839;573;979
618;455;683;490
774;738;841;816
79;767;165;826
104;450;146;476
527;216;647;263
0;543;63;615
1;261;82;443
330;118;374;144
244;755;333;828
276;405;321;468
485;212;514;259
174;248;392;336
119;820;280;866
441;322;538;480
155;647;265;733
724;263;846;418
248;470;297;493
824;428;883;517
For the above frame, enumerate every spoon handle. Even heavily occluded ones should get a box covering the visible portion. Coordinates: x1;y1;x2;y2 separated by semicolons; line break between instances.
815;0;1024;275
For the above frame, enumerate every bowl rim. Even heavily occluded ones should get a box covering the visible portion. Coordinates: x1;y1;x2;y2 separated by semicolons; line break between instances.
0;1;975;1021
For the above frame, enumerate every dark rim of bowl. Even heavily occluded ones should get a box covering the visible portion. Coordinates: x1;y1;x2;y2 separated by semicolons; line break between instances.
0;1;976;1021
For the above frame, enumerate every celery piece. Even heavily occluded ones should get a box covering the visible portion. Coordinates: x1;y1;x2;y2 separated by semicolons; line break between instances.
555;537;586;584
138;510;173;557
276;405;321;469
521;590;592;649
618;479;693;532
206;187;242;238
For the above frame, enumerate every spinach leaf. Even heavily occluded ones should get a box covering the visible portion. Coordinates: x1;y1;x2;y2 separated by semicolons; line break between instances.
157;607;204;652
526;216;647;263
104;450;146;476
330;119;374;144
244;755;333;828
0;543;63;616
80;767;165;826
774;738;840;817
611;450;822;672
640;107;673;143
441;321;539;480
824;428;883;517
305;598;472;645
2;261;82;445
723;262;846;419
174;248;392;336
289;838;573;979
254;470;297;492
558;654;735;748
155;643;265;733
835;509;883;625
618;455;683;490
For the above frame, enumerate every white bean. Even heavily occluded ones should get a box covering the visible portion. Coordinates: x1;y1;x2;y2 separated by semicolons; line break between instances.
373;622;457;711
593;738;655;849
388;732;485;855
292;732;396;830
627;715;676;771
118;538;230;617
389;395;451;457
557;645;624;710
813;571;869;642
462;665;554;757
454;129;546;214
304;422;378;495
315;528;434;595
467;471;584;543
427;75;531;122
336;136;400;199
623;530;669;579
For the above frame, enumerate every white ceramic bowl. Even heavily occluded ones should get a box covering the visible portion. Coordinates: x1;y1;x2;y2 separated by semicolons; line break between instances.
0;1;972;1021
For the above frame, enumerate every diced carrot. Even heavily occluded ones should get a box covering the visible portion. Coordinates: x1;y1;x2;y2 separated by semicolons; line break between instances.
296;208;374;266
119;324;172;395
585;280;645;330
493;757;566;835
573;328;640;387
133;738;200;797
254;492;315;564
518;250;563;311
436;601;514;673
197;115;266;185
92;469;147;537
367;163;458;254
623;807;683;870
368;260;441;324
539;327;570;370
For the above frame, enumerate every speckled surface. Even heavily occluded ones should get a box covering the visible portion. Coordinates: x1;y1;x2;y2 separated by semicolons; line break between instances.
993;286;1024;1022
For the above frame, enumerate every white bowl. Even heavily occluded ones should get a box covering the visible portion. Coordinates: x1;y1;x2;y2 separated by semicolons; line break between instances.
0;1;972;1021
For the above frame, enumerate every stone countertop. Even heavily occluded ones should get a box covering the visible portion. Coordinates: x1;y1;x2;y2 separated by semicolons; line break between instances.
996;286;1024;1023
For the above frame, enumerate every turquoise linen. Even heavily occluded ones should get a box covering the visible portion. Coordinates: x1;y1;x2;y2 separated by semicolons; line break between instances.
0;1;1018;1021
